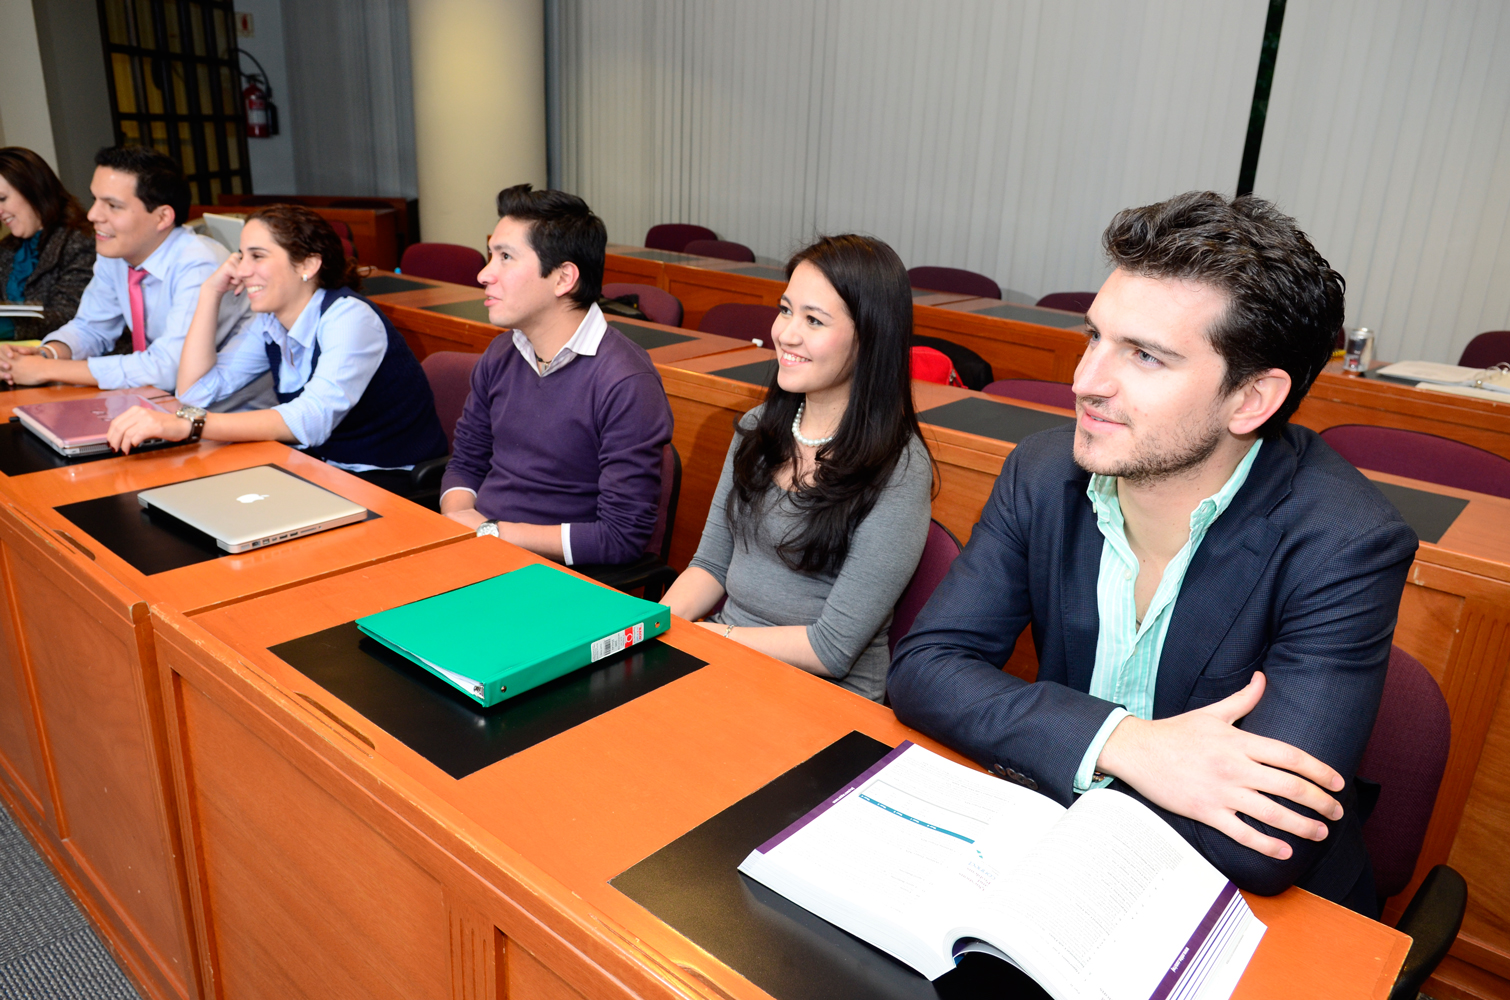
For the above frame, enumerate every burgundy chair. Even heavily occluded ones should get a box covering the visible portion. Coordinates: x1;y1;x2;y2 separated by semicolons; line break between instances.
888;520;963;653
645;224;717;253
698;303;781;347
983;379;1077;410
577;444;682;600
683;239;756;263
409;351;483;510
1320;424;1510;499
326;219;356;262
1036;291;1097;313
400;242;486;288
907;266;1001;300
1357;647;1465;999
1458;331;1510;369
601;282;685;327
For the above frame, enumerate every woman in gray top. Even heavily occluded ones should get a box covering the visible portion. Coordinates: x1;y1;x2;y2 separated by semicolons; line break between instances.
663;234;933;701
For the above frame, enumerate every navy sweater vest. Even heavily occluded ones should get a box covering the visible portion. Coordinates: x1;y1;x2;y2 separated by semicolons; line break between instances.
265;286;448;467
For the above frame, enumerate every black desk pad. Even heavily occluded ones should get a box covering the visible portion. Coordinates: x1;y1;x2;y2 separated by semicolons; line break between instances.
713;359;778;387
967;303;1085;328
619;248;704;264
363;275;433;296
53;465;378;576
1361;368;1420;387
918;397;1072;443
611;731;1047;1000
422;298;491;323
725;264;788;281
0;420;187;477
271;626;706;779
1373;480;1469;544
607;320;695;352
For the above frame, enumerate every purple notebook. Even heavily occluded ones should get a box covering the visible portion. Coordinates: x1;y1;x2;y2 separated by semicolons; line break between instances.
14;394;167;456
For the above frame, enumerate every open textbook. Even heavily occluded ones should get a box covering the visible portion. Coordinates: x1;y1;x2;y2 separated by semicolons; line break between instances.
739;742;1265;1000
1377;360;1510;394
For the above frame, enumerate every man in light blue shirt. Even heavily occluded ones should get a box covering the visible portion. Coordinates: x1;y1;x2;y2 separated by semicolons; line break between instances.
0;146;268;409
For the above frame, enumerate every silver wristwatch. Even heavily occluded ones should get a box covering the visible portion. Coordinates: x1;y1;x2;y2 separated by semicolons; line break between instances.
475;519;500;538
174;405;208;443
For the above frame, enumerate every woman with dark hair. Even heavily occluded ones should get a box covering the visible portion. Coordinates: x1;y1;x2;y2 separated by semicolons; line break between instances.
0;147;94;340
108;204;447;492
663;234;933;701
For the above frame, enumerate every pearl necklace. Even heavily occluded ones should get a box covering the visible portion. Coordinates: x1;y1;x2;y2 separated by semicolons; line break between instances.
792;401;835;448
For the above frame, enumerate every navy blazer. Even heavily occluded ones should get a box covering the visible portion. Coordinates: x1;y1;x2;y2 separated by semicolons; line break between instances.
889;423;1417;902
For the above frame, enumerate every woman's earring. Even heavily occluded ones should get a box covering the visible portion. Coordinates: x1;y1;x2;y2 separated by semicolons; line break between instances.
301;273;309;282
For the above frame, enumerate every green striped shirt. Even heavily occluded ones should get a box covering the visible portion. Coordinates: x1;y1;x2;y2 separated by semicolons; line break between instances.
1073;439;1263;792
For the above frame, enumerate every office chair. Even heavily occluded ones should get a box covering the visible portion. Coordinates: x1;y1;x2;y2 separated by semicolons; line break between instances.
1035;291;1097;313
908;266;1002;300
645;224;718;253
1320;424;1510;500
1358;646;1465;1000
410;351;483;510
400;243;486;288
577;444;683;600
698;303;781;347
983;379;1077;410
601;283;685;327
888;520;963;653
1458;331;1510;369
683;239;756;263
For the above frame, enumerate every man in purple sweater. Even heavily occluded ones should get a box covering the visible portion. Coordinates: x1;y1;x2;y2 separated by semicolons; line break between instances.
440;185;673;565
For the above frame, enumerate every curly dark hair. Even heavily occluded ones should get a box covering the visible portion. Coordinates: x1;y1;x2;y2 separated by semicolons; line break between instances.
246;204;361;291
1102;191;1345;438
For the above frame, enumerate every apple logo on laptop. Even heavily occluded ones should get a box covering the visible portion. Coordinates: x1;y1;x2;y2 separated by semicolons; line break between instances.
237;493;270;504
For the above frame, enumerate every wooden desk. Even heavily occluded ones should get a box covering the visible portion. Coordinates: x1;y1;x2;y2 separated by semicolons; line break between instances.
0;435;470;1000
152;536;1408;1000
913;297;1088;383
216;194;413;270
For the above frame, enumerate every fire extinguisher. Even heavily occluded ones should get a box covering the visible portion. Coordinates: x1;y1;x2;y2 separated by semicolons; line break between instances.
243;80;270;138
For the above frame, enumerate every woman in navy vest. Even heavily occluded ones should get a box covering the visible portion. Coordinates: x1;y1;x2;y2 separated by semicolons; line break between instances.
108;204;447;494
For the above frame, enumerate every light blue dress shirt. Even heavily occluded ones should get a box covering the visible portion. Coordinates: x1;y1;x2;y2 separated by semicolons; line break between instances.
179;287;397;471
1073;439;1264;792
43;226;252;391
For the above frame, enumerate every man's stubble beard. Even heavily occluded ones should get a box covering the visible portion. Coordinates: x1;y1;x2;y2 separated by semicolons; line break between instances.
1072;397;1228;486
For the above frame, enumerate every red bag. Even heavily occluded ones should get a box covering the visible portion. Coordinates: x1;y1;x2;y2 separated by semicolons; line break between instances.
910;345;961;386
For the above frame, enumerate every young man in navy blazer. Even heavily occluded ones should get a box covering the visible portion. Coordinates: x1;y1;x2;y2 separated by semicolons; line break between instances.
889;191;1417;915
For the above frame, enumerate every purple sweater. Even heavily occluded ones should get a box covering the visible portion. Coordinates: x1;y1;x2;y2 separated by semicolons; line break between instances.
441;328;673;565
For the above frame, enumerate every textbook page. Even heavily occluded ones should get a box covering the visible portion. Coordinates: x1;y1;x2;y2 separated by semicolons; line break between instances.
738;742;1064;978
948;790;1265;1000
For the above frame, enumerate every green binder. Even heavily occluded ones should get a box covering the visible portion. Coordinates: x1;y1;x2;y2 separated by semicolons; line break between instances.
355;563;671;706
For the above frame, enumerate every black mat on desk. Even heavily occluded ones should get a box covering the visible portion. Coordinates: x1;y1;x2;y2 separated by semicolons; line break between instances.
619;248;703;263
422;298;491;323
725;264;788;281
271;627;706;779
712;359;778;386
611;731;1047;1000
968;303;1085;328
0;421;188;476
53;465;378;575
363;275;432;296
918;397;1072;443
608;320;695;351
1361;368;1424;387
1373;481;1469;544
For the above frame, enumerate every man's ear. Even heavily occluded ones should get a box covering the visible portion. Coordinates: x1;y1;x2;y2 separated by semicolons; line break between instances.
153;204;177;233
1227;368;1291;436
552;261;581;302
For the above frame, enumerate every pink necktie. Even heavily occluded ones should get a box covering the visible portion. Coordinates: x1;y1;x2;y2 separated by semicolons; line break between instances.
127;266;147;353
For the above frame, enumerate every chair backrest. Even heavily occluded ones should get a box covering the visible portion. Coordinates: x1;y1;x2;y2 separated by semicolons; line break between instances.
1357;646;1452;900
644;224;717;253
983;378;1077;410
1458;331;1510;369
683;239;756;263
1320;424;1510;500
339;235;356;261
601;282;684;327
907;266;1001;300
889;520;964;652
698;303;780;346
420;351;482;448
1035;291;1097;313
646;443;682;561
400;242;486;288
911;334;993;391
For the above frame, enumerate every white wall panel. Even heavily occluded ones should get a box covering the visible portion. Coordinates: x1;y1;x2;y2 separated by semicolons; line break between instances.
553;0;1268;301
1256;0;1510;364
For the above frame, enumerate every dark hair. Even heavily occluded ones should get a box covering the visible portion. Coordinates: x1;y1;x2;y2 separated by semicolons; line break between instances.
727;234;928;577
94;145;191;227
495;183;605;309
246;204;361;291
0;147;87;234
1102;191;1345;439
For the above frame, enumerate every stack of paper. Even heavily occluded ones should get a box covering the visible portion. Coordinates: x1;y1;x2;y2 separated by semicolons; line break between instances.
0;304;44;318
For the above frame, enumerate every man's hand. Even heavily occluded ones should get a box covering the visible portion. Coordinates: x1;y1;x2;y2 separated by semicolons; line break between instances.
107;405;190;454
444;507;488;530
1096;672;1345;860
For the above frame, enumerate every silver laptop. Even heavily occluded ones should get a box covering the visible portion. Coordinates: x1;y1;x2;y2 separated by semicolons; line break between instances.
199;212;246;254
136;466;368;553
